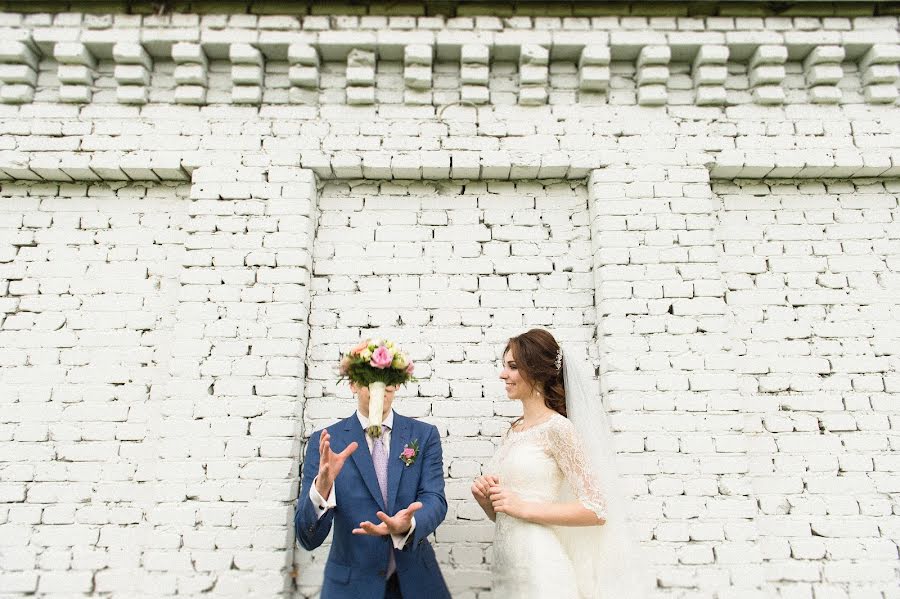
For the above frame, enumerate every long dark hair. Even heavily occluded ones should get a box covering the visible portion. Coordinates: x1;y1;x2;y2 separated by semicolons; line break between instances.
504;328;566;423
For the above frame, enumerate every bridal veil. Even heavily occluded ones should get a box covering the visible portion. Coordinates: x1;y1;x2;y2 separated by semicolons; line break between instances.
557;346;651;598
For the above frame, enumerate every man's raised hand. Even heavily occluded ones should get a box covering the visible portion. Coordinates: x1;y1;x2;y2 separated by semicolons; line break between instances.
352;501;424;537
314;428;358;499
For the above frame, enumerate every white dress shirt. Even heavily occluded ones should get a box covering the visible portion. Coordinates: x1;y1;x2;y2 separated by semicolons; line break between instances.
309;409;416;549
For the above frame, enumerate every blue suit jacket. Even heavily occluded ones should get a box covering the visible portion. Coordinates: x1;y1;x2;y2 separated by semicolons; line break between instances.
295;413;451;599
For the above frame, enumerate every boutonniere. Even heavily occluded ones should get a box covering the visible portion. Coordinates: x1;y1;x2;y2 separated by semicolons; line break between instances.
399;439;419;467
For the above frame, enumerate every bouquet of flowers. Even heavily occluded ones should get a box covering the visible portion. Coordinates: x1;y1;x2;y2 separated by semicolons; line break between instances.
339;338;415;438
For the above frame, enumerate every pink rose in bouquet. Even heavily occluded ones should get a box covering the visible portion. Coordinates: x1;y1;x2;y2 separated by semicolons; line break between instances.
406;361;415;375
370;346;394;369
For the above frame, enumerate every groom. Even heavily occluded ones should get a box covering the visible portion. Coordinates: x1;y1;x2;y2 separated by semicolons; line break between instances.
295;382;451;599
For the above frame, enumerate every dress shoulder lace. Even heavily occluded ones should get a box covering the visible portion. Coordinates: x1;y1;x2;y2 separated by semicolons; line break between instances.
544;414;608;521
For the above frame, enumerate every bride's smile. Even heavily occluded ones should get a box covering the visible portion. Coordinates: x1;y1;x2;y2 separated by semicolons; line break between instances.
499;353;528;400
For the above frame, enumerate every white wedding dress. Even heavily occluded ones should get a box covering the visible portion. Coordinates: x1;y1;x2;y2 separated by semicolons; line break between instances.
488;412;608;599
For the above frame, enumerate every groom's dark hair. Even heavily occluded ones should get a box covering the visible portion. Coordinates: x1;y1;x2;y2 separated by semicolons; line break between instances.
504;328;567;421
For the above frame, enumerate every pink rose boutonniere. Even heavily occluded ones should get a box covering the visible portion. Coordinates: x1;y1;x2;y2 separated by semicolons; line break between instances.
399;439;419;467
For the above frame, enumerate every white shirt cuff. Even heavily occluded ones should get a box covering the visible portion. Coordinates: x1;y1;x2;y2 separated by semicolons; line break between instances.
391;515;416;550
309;476;336;519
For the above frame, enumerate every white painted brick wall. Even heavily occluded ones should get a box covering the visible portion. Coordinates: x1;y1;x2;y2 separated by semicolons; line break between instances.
0;5;898;599
716;179;900;598
0;182;188;596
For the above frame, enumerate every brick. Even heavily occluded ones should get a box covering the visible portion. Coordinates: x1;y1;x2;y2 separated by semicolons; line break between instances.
460;64;489;85
232;86;262;105
346;65;375;86
450;151;480;179
520;44;549;66
174;64;207;86
805;64;842;86
116;85;147;105
579;45;610;67
859;44;900;71
232;64;264;86
749;45;788;68
579;65;610;91
390;153;421;179
638;84;667;106
404;44;433;66
519;64;548;86
54;42;96;67
112;42;152;69
347;48;376;68
114;64;150;86
421;151;450;179
749;65;786;87
0;84;34;104
460;84;489;104
863;84;898;103
346;86;375;105
172;42;207;65
693;44;728;68
637;45;671;67
174;85;207;105
0;41;38;70
518;86;548;106
229;43;263;66
802;45;844;70
404;64;432;89
0;64;36;85
693;65;727;86
58;64;93;85
287;43;319;66
809;85;842;104
637;65;670;86
860;63;900;85
461;43;489;64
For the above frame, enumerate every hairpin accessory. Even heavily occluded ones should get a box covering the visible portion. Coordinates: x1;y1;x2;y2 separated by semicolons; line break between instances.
554;348;562;372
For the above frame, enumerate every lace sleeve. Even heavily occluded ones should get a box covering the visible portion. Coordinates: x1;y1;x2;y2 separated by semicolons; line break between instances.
546;416;608;521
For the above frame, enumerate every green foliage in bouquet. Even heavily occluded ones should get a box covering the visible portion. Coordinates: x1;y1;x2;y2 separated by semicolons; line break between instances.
343;361;414;387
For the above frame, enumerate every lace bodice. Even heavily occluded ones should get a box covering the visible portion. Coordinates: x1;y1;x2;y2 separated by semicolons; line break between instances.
488;412;610;598
489;412;607;521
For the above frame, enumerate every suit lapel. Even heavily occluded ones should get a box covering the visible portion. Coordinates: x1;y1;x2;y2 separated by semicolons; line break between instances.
344;415;385;511
387;413;409;514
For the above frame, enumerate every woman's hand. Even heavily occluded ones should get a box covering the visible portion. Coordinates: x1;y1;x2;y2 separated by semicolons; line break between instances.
471;475;497;503
489;483;531;520
472;475;499;520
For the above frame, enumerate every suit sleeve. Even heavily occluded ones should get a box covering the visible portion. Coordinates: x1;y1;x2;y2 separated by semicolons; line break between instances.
406;424;448;552
295;429;335;550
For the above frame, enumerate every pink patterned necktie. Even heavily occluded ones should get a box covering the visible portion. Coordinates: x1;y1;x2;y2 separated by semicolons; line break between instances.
372;425;396;578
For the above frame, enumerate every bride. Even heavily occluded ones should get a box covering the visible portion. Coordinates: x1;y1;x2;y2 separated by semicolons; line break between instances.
472;328;648;598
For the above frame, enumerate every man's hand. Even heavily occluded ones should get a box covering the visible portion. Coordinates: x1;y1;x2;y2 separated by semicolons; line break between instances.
315;428;358;499
352;501;423;536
